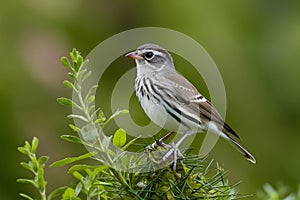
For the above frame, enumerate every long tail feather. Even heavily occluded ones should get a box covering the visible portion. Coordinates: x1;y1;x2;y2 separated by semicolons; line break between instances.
229;137;256;164
209;121;256;164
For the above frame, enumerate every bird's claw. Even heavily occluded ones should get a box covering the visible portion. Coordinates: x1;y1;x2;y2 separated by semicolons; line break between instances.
144;131;174;152
145;131;184;171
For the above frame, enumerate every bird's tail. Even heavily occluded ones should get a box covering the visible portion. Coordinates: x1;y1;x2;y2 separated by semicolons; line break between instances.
212;122;256;164
227;136;256;164
208;121;256;164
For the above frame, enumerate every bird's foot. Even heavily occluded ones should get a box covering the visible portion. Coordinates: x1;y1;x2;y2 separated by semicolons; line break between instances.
145;131;184;171
144;131;174;152
162;142;184;171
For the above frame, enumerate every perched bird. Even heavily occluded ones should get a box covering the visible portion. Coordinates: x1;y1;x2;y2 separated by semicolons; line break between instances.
126;43;256;169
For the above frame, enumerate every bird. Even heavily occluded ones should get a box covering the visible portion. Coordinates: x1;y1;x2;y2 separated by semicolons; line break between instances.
126;43;256;169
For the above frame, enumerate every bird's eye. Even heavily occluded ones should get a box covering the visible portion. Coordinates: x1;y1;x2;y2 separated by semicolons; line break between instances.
144;51;154;60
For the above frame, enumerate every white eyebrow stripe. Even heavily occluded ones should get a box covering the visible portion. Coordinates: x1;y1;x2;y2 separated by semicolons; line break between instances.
153;51;164;56
140;49;164;57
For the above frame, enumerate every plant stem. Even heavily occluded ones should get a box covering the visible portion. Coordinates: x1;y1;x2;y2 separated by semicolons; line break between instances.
109;168;142;199
76;86;93;123
40;189;47;200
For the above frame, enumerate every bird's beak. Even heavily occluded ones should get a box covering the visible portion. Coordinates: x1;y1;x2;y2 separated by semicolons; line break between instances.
125;51;144;60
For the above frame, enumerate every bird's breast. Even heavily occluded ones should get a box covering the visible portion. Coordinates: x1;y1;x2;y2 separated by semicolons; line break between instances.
135;78;189;133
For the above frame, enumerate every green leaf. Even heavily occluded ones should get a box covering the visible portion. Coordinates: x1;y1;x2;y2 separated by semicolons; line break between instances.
31;157;38;171
77;68;87;80
73;58;81;72
38;156;49;166
86;85;98;99
57;97;73;106
101;109;129;128
68;164;108;174
81;70;91;82
72;171;83;180
18;147;29;155
67;114;88;122
61;134;82;144
74;60;81;73
61;56;71;70
68;164;95;173
90;108;100;120
94;166;110;176
77;55;83;69
48;186;68;200
81;124;98;141
37;167;47;190
113;128;126;148
102;135;112;151
63;80;75;90
20;162;32;171
108;149;116;157
87;95;95;105
31;137;39;153
17;179;37;187
96;109;106;123
121;136;140;151
74;182;82;197
68;72;77;81
70;48;77;60
111;109;129;118
50;151;97;167
69;124;80;133
19;193;34;200
84;168;93;176
25;141;31;152
62;187;75;199
88;105;95;114
94;181;114;187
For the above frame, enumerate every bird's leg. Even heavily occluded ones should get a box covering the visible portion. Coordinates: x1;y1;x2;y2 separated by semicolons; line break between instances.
162;133;188;170
144;131;174;152
145;131;176;169
145;131;189;171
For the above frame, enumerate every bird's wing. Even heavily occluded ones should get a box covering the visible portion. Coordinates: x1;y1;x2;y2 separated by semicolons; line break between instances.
155;71;240;139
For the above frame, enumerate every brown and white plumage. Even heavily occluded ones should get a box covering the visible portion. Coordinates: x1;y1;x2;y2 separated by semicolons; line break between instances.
126;43;256;165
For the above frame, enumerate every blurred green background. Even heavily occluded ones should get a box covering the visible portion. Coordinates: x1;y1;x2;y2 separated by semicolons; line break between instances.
1;0;300;199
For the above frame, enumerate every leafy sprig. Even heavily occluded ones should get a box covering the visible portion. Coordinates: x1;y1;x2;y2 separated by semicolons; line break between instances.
56;48;138;199
257;183;300;200
17;48;241;200
17;137;48;200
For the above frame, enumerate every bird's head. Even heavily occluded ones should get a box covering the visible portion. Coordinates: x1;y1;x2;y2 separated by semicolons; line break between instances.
126;43;175;76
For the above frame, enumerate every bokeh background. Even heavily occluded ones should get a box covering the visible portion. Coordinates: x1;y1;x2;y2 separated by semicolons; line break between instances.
1;0;300;199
